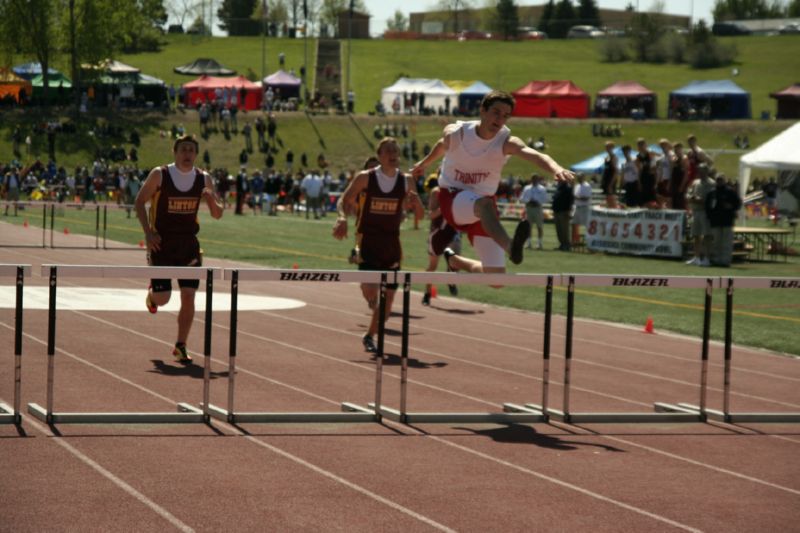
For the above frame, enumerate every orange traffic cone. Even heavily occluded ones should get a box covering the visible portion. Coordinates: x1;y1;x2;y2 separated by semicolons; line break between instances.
292;263;299;269
23;219;29;228
430;285;438;299
138;240;145;248
644;316;655;334
63;227;70;235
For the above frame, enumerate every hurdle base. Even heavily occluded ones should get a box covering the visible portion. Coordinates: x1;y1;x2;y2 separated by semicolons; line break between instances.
523;403;705;424
204;402;378;424
0;403;20;425
366;403;546;424
677;403;800;424
26;402;206;424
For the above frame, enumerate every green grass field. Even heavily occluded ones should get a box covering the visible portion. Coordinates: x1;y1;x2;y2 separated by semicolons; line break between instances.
3;205;798;356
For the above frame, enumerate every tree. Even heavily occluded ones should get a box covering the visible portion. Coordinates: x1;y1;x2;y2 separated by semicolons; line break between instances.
550;0;576;39
495;0;519;40
538;0;555;36
789;0;800;16
577;0;600;27
712;0;785;21
386;9;408;32
436;0;472;33
166;0;201;28
217;0;260;35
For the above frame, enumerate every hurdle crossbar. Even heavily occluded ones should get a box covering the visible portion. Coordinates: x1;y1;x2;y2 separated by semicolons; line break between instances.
0;265;31;425
0;202;47;248
532;275;713;424
359;271;549;425
207;268;385;424
697;277;800;424
26;265;220;425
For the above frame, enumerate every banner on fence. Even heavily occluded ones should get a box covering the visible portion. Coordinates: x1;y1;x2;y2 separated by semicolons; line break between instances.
586;208;685;258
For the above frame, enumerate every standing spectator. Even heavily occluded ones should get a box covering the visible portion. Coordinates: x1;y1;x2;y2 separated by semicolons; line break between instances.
519;174;548;250
636;138;657;207
705;175;742;267
242;121;253;153
670;143;689;210
347;90;355;113
2;170;20;215
255;116;266;151
12;126;22;156
250;170;265;214
620;144;640;208
168;84;176;110
686;134;710;185
551;177;574;251
235;166;248;215
655;139;673;208
265;170;282;215
202;149;211;169
601;141;619;208
301;168;323;219
572;173;593;245
685;164;716;266
267;113;277;144
285;149;294;172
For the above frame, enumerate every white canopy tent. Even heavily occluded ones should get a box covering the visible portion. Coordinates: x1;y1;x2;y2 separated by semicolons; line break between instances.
738;121;800;221
381;77;457;114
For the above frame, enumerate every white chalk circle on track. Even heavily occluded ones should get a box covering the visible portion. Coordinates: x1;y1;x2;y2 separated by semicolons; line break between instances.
0;287;305;312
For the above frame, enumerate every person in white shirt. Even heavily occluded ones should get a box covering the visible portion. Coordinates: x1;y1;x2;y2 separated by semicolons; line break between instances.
301;169;324;219
620;144;640;207
411;90;573;274
572;173;594;244
656;138;674;208
519;173;549;250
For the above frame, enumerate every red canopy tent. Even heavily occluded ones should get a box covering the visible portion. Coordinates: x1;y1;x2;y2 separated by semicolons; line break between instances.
596;80;657;118
512;80;589;118
770;83;800;119
181;75;262;110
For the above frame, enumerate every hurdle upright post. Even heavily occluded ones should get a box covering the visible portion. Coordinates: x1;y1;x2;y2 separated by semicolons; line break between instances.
46;266;58;424
226;270;239;424
41;202;47;248
722;277;734;422
540;275;554;422
102;205;108;249
698;278;713;419
202;269;214;423
399;273;411;423
12;266;24;424
49;204;55;248
561;275;575;423
373;273;388;422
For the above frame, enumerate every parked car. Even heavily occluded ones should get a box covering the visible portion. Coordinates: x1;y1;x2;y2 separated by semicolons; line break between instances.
567;25;605;39
456;30;492;41
779;22;800;34
518;26;547;40
712;22;751;36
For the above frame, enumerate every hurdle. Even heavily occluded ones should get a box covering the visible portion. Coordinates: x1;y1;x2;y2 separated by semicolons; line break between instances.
678;276;800;424
101;204;142;251
49;203;101;249
526;275;713;424
207;268;385;424
0;201;47;248
0;265;31;425
27;265;222;425
363;271;549;425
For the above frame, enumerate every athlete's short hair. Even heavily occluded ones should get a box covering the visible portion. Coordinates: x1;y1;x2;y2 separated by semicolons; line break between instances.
376;136;398;155
480;90;515;112
173;134;199;153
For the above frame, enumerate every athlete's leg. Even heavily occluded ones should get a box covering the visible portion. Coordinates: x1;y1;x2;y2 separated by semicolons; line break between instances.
176;286;197;345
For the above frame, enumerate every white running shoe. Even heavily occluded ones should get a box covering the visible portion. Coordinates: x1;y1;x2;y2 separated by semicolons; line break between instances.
685;257;699;265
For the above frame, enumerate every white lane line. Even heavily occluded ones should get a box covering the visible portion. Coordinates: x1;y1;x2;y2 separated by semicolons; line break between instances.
0;325;458;533
429;435;704;533
0;395;194;533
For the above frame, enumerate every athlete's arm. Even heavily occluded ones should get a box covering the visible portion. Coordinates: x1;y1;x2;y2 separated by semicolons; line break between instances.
411;123;458;178
404;177;425;221
505;136;574;183
332;171;368;240
134;167;163;253
427;186;441;220
202;173;224;219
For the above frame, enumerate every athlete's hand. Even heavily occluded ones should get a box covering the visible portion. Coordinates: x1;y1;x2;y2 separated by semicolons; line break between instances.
332;218;347;240
145;230;161;253
553;167;575;183
410;163;425;178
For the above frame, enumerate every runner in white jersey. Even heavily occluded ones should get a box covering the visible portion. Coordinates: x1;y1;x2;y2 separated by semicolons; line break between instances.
412;90;574;274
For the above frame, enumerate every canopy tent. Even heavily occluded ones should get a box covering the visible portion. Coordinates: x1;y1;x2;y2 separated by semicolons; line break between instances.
174;58;236;76
738;122;800;217
31;72;72;103
596;81;657;118
12;62;59;80
458;80;492;115
512;81;590;119
262;69;301;99
81;59;140;74
570;144;663;174
668;80;751;120
0;68;32;103
770;84;800;119
380;77;457;114
182;75;262;110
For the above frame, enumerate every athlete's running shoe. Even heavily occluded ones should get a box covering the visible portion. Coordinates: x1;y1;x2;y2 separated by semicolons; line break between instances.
173;345;193;365
145;285;157;314
362;334;377;353
448;284;458;296
510;220;531;265
422;292;431;306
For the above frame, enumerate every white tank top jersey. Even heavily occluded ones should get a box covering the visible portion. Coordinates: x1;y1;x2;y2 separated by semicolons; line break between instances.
166;163;198;192
439;121;510;197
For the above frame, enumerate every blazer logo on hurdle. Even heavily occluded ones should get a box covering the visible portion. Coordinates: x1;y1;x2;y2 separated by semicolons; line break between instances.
280;272;342;282
612;277;670;287
770;280;800;288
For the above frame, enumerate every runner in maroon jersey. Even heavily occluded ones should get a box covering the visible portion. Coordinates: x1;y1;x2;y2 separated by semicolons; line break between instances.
135;135;224;364
333;138;424;353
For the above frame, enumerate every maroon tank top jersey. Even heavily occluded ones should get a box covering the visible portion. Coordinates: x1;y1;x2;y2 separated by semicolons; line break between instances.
150;165;205;235
356;169;406;269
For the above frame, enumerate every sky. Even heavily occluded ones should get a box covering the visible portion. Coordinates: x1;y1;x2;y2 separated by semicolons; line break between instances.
365;0;716;35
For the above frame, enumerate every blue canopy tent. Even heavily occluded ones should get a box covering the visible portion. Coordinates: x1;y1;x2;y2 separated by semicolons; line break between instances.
458;81;492;115
668;80;751;120
13;62;59;80
570;144;663;174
